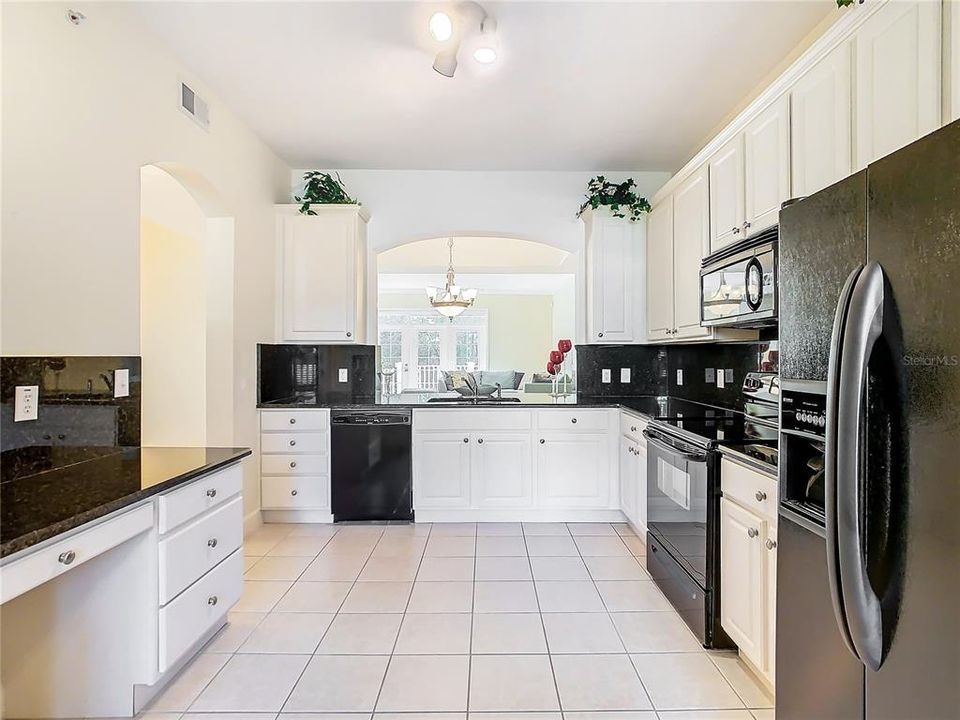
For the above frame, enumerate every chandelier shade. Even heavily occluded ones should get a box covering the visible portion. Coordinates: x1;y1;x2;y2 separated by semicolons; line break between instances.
426;238;478;319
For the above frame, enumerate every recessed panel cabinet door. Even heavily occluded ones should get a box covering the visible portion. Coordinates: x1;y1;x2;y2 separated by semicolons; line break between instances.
791;41;853;197
854;0;941;169
764;523;778;682
744;95;791;233
472;433;533;508
709;135;745;253
587;212;634;343
537;433;610;508
720;497;765;669
646;197;675;340
672;166;711;338
413;433;471;509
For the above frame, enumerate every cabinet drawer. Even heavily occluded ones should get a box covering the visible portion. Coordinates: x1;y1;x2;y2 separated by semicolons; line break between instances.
262;475;330;509
159;549;242;672
261;453;328;476
721;458;778;522
414;409;533;431
620;412;647;442
158;463;243;534
537;409;610;432
261;410;330;432
261;431;328;454
159;497;243;605
0;504;153;604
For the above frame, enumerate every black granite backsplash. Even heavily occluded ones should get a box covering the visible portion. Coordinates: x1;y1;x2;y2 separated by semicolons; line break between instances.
258;344;376;405
1;356;141;482
576;341;778;411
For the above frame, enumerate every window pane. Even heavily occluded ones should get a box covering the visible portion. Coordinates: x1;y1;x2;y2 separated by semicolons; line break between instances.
456;330;479;370
379;330;402;370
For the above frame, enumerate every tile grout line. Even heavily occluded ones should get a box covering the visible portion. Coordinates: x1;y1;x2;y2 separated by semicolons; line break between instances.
524;522;564;717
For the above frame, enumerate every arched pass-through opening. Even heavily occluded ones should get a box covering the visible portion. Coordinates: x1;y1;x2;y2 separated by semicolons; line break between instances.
139;164;235;446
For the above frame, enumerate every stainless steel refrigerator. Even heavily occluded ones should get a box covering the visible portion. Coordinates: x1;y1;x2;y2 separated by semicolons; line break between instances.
776;119;960;720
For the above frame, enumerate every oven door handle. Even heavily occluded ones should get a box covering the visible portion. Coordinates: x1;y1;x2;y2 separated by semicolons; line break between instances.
642;430;708;463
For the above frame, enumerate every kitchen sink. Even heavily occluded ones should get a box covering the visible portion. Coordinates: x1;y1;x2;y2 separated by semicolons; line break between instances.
426;396;523;404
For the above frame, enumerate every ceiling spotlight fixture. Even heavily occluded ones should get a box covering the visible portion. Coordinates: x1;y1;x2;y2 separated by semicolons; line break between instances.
433;47;459;77
472;16;498;64
429;11;453;42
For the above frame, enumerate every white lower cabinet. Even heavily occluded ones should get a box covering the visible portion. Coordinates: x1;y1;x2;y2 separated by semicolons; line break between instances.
472;433;534;508
720;457;778;688
413;432;473;509
618;429;648;533
537;431;610;508
260;409;331;512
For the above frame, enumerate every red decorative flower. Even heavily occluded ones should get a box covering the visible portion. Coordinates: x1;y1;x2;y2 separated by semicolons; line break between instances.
558;339;573;353
549;350;564;364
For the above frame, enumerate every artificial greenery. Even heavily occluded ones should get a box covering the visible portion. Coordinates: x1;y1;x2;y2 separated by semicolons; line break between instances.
295;171;358;215
577;176;651;222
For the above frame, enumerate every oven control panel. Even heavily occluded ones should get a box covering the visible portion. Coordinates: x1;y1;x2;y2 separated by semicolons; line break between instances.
780;388;827;437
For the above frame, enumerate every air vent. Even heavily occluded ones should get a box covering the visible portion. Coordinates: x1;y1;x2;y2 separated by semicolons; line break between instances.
179;81;209;130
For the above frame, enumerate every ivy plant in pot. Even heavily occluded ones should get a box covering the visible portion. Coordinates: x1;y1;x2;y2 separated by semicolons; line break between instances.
294;171;359;215
577;176;651;222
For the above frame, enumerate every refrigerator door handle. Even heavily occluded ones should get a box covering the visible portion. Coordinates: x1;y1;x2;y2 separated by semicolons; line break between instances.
836;261;889;672
825;263;862;660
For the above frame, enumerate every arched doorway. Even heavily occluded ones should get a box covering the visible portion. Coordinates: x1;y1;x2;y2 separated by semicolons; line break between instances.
139;164;235;446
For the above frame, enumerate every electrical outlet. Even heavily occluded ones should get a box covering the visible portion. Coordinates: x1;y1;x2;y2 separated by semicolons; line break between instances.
601;368;612;383
114;369;130;398
725;368;734;384
676;369;684;386
716;369;725;389
705;368;716;384
620;368;631;383
338;368;349;383
15;385;39;422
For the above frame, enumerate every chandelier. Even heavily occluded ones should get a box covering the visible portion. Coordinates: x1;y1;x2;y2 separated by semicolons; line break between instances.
425;238;478;319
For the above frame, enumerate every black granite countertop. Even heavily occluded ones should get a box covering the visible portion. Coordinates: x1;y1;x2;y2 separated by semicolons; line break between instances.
0;446;251;559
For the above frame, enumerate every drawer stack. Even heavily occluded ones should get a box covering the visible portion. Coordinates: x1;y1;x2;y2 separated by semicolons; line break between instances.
260;409;331;510
156;463;244;672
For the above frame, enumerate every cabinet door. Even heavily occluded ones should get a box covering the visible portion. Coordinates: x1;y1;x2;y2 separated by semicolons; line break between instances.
720;497;766;669
588;213;634;343
472;433;533;508
281;213;357;342
673;166;711;338
764;523;778;683
645;197;675;340
619;436;637;522
854;0;941;169
413;433;471;509
537;433;610;508
791;41;853;197
709;135;745;253
635;438;648;533
744;95;791;234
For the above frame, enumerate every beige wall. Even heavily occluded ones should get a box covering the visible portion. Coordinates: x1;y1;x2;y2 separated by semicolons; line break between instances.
379;292;556;380
1;3;290;518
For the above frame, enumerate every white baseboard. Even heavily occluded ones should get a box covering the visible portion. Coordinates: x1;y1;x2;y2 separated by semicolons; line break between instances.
261;509;334;524
414;509;628;523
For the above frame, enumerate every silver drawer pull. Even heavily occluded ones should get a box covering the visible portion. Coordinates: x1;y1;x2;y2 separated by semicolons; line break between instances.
540;438;545;444
206;488;217;498
208;538;218;548
755;490;767;502
765;538;777;550
291;489;298;496
631;426;637;432
208;595;218;606
571;417;577;424
289;418;297;425
463;437;469;443
477;438;484;444
290;461;297;469
58;550;76;565
289;439;297;447
747;527;759;538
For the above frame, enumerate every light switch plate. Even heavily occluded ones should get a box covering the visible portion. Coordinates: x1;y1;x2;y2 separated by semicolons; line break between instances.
15;385;39;422
601;368;612;384
114;369;130;398
705;368;716;384
338;368;349;383
676;369;683;386
716;369;725;388
620;368;631;383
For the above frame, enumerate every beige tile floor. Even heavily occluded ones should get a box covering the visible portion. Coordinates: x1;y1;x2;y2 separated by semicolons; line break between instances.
143;522;773;720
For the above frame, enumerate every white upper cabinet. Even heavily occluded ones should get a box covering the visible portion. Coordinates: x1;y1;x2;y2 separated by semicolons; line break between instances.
791;41;853;197
708;136;746;253
744;95;791;234
645;197;675;341
277;205;368;343
854;0;941;169
672;166;712;339
584;208;639;344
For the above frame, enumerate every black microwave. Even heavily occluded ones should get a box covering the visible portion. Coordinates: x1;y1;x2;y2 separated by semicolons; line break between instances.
699;227;777;328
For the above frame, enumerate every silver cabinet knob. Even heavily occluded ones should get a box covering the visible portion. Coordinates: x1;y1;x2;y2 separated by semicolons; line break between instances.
598;332;604;338
289;418;297;425
765;538;777;550
631;426;637;432
744;221;752;231
571;418;577;424
290;461;297;468
540;439;545;444
206;488;217;498
755;490;767;502
463;437;469;443
291;489;298;496
346;332;352;338
733;226;741;235
747;527;759;538
289;439;297;447
208;538;218;548
208;595;218;606
58;550;76;565
477;438;484;444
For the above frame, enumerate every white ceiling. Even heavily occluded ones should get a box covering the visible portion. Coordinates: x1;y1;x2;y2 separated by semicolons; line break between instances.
377;235;571;272
134;1;834;171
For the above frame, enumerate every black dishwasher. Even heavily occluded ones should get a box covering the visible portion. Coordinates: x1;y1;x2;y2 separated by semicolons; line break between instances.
330;410;413;522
